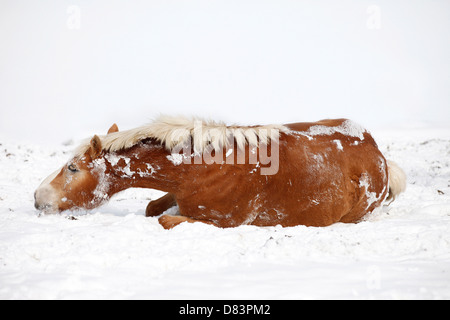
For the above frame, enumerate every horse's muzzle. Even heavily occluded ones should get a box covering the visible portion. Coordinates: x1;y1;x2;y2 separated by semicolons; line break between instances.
34;190;47;210
34;188;59;213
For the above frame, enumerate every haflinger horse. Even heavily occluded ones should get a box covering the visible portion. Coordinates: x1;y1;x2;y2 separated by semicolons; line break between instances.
34;116;406;229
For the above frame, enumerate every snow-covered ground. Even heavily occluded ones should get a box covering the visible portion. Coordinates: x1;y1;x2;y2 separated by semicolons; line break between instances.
1;126;450;299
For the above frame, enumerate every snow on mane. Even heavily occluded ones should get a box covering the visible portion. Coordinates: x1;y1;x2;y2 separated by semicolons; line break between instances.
75;115;290;156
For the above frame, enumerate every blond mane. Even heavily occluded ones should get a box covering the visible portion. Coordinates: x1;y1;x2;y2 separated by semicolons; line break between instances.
75;115;290;156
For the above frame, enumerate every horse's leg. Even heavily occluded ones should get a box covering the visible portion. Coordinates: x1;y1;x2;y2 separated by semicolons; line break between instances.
145;193;177;217
158;215;217;229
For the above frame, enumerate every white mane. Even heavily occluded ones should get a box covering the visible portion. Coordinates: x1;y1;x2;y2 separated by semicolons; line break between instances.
75;115;290;156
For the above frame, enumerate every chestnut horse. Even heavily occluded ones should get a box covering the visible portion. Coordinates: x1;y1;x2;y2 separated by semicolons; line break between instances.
34;116;406;229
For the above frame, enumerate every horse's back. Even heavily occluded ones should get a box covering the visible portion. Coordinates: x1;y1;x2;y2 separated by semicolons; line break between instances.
285;118;349;133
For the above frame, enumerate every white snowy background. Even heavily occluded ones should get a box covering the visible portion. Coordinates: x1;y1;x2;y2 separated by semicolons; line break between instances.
1;0;450;299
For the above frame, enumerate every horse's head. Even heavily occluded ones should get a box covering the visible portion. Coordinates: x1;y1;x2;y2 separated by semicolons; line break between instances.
34;124;119;213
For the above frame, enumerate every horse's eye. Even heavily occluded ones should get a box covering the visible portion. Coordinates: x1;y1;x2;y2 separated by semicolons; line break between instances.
68;164;78;173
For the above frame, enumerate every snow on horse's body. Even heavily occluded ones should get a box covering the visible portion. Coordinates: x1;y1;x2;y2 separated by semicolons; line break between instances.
34;116;406;229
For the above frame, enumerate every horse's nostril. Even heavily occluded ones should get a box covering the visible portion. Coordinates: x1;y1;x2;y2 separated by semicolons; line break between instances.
34;201;52;212
34;191;42;210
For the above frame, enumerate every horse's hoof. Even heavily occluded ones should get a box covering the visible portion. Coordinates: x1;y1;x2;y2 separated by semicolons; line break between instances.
158;215;181;229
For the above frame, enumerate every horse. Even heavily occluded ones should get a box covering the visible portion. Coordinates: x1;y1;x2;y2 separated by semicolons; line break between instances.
34;116;406;229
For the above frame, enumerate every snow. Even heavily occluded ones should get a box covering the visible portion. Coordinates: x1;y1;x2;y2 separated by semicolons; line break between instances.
1;127;450;299
307;120;367;140
358;173;383;211
333;140;344;151
167;154;184;166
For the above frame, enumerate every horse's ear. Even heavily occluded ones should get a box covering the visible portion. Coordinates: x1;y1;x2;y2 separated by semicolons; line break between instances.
107;123;119;134
89;135;102;158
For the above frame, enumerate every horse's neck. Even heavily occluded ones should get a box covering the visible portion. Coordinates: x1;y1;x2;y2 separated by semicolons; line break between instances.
108;142;185;194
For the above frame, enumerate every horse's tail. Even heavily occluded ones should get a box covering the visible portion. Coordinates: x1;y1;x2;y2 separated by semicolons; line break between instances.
386;160;407;202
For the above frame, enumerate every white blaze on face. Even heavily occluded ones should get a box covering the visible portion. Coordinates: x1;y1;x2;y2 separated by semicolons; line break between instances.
34;167;63;213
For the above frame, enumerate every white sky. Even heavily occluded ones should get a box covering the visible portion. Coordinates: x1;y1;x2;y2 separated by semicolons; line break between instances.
1;0;449;143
